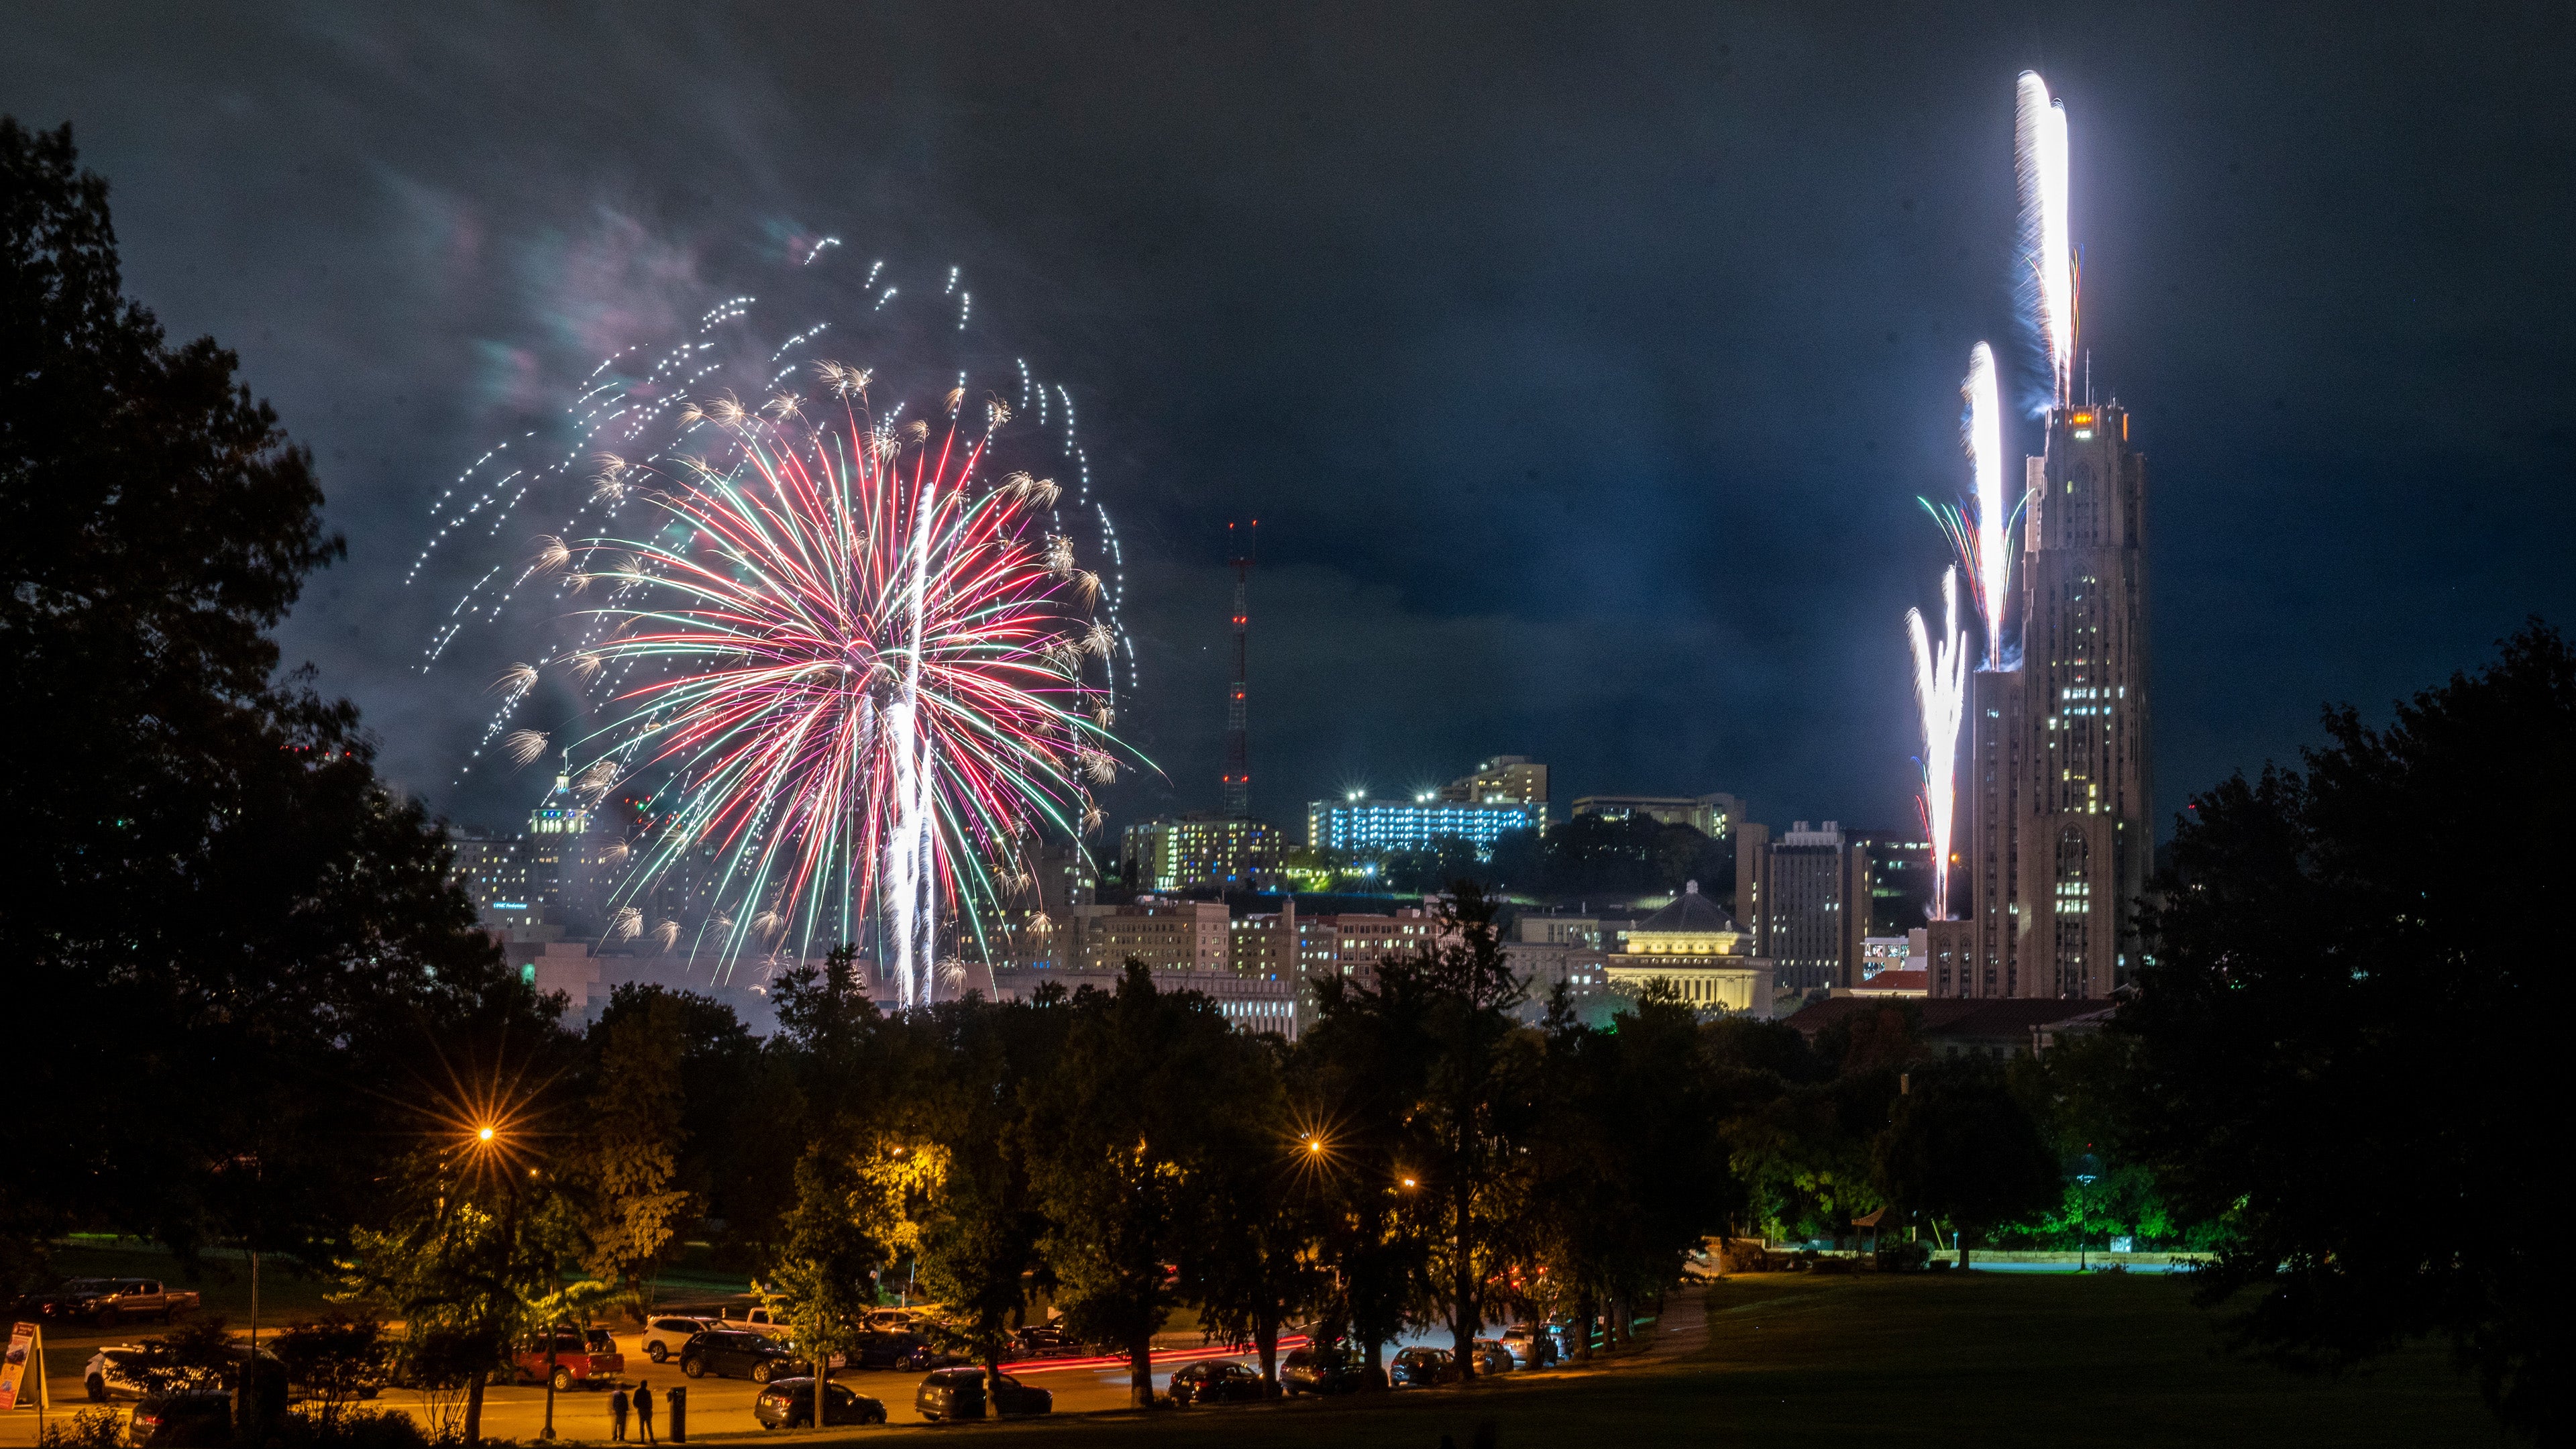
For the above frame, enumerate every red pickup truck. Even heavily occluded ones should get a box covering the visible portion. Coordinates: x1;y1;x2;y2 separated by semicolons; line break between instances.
512;1328;624;1392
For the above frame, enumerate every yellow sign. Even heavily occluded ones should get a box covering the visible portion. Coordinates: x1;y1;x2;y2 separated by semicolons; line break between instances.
0;1321;34;1411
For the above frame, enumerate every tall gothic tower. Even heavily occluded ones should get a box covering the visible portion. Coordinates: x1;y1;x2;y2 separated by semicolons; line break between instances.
1929;400;2151;1000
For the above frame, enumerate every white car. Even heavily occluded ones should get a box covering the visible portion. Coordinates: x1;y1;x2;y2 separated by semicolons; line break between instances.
84;1346;150;1401
639;1316;720;1364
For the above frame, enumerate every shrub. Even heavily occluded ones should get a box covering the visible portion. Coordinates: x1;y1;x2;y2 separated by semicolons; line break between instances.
1874;1240;1931;1273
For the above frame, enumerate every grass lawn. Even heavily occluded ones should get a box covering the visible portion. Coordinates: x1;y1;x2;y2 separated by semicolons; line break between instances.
806;1273;2504;1449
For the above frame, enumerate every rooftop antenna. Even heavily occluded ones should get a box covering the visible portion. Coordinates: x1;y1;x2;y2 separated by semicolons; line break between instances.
1222;520;1258;819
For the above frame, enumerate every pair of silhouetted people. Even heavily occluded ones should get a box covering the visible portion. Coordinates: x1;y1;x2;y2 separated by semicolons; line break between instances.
613;1381;655;1444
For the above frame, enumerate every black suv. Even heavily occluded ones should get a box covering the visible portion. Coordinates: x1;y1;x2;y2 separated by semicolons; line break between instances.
1281;1345;1371;1395
914;1366;1052;1421
1169;1359;1265;1405
678;1330;808;1384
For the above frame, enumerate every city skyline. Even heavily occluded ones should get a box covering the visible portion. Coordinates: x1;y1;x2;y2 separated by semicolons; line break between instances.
5;7;2568;849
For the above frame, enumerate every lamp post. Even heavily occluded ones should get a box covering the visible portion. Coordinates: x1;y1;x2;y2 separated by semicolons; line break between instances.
2070;1152;2101;1274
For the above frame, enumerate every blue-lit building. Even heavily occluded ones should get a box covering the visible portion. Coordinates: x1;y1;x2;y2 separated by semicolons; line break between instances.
1306;796;1542;855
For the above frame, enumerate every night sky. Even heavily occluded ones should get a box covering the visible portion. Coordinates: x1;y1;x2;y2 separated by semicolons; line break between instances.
7;4;2571;841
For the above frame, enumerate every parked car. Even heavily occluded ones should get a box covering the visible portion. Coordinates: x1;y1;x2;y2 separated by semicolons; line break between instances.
753;1376;886;1428
863;1309;923;1334
1497;1325;1559;1369
1009;1322;1080;1358
511;1328;623;1391
679;1330;808;1384
126;1391;231;1448
89;1343;264;1401
1389;1346;1456;1388
28;1279;199;1328
1280;1345;1371;1395
912;1366;1051;1421
640;1317;720;1364
848;1329;936;1371
1168;1359;1265;1405
85;1346;150;1401
1470;1339;1515;1375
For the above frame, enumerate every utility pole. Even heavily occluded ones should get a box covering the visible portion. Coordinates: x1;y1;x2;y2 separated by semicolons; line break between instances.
1222;521;1256;820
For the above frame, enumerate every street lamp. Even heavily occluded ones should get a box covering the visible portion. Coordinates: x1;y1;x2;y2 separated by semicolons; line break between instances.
2070;1151;2102;1274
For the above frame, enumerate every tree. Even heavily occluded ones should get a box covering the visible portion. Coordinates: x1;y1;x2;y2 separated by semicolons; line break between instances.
578;994;697;1307
1;117;542;1273
2117;623;2565;1439
1293;960;1440;1387
1026;966;1246;1406
1183;1038;1320;1392
1872;1059;2057;1268
270;1314;387;1430
1396;883;1533;1377
343;1140;592;1444
765;1146;895;1433
905;988;1067;1377
1523;983;1732;1358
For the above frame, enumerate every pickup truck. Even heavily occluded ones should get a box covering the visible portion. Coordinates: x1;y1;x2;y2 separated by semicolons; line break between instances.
23;1279;199;1327
511;1328;624;1392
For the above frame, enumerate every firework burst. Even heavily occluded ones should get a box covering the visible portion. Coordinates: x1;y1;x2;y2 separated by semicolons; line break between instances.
566;372;1120;1004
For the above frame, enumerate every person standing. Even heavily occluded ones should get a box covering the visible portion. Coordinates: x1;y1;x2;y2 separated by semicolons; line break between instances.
633;1378;655;1446
609;1387;629;1443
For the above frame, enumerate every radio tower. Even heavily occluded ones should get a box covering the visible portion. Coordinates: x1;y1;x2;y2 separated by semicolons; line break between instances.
1221;521;1256;819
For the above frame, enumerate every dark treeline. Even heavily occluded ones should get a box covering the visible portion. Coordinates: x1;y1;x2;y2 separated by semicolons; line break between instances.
2;120;2552;1442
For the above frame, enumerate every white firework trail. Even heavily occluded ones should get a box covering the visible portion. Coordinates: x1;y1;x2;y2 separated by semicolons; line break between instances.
1964;341;2010;668
2016;70;2075;409
1907;568;1969;921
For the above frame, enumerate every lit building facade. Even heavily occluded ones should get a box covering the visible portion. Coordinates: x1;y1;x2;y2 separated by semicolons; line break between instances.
1601;881;1775;1017
1067;898;1230;971
1441;755;1551;829
1307;797;1542;855
1120;816;1279;894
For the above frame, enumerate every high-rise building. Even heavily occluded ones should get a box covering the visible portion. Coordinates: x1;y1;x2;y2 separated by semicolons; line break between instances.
1440;755;1550;830
1930;400;2150;999
1733;822;1926;994
1120;816;1280;894
451;833;540;926
524;773;592;920
1307;796;1542;855
1570;792;1744;839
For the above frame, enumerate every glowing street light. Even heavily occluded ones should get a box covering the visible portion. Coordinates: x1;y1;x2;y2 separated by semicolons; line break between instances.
477;1126;497;1143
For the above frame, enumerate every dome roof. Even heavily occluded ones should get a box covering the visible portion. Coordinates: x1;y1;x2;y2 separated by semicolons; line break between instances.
1634;880;1741;934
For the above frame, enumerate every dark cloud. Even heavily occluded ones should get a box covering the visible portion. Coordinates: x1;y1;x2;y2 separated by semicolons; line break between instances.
6;1;2571;837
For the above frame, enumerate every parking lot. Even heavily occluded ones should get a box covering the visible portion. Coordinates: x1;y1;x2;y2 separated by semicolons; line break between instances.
0;1320;1489;1442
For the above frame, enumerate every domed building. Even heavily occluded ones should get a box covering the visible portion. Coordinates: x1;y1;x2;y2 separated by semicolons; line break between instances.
1603;880;1776;1018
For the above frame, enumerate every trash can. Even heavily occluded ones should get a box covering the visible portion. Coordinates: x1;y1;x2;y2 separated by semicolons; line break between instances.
667;1385;685;1444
